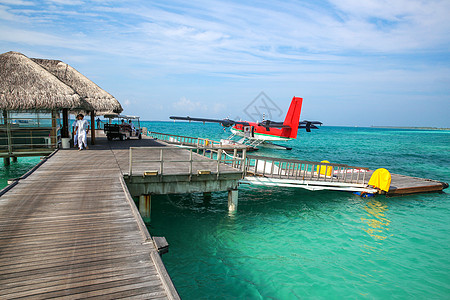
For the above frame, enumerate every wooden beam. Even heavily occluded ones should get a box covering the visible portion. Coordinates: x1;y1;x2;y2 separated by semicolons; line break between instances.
62;108;69;138
2;110;7;125
4;110;12;156
51;110;57;147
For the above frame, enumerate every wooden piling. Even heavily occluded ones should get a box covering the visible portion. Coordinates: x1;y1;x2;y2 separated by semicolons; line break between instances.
228;189;238;211
139;194;151;223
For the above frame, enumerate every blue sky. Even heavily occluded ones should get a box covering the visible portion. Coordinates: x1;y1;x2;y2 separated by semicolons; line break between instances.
1;0;449;127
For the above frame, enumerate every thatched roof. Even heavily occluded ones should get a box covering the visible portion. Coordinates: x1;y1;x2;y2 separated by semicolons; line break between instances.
32;58;123;114
0;51;83;111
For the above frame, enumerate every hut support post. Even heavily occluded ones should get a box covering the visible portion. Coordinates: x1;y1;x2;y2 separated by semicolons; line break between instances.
3;110;12;156
139;194;151;223
90;111;95;145
51;110;57;148
62;108;69;138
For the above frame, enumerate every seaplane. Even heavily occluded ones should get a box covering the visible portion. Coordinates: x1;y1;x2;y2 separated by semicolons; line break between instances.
170;96;322;150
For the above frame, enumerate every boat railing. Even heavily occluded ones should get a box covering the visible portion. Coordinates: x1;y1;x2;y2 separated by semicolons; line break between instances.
245;155;370;185
147;131;223;148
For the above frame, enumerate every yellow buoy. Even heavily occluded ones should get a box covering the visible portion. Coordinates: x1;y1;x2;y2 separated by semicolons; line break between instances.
317;160;333;177
368;168;391;192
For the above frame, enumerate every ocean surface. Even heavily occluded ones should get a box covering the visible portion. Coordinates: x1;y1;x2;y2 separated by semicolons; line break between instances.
1;123;449;299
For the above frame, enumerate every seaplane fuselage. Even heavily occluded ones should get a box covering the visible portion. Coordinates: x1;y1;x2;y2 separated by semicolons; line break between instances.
230;124;294;141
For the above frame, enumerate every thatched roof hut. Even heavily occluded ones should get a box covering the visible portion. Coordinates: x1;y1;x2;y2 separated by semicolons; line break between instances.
0;51;83;111
32;58;123;114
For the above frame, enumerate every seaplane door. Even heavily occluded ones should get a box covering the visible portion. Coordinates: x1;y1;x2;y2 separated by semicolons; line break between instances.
244;126;255;138
244;126;251;138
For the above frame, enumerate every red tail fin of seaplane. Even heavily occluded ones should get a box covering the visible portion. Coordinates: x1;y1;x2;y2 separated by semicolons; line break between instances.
281;97;303;139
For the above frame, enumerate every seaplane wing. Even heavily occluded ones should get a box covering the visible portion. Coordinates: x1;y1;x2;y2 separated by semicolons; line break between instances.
170;116;249;127
299;121;323;132
257;120;291;129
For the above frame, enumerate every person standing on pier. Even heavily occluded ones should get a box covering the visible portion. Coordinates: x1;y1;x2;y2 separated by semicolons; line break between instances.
75;114;90;151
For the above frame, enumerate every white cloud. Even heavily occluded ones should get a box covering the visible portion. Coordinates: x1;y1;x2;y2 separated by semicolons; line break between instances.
0;5;17;21
45;0;84;5
171;97;208;113
0;0;449;126
327;0;450;51
0;0;34;5
2;0;449;72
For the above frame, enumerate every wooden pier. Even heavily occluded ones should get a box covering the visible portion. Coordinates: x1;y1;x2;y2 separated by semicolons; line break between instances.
0;133;180;299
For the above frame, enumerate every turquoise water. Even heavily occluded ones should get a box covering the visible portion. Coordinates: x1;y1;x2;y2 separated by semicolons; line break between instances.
145;122;450;299
0;156;41;188
1;123;449;298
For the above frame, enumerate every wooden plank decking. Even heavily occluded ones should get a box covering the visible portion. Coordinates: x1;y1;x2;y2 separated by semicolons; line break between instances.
385;173;447;195
0;134;180;299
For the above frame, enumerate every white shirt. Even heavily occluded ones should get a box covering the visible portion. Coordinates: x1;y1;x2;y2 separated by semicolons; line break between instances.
76;119;89;134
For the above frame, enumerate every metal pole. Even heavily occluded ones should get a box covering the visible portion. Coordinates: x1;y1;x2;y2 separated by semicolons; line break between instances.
216;149;222;176
189;149;193;175
160;148;164;175
270;159;275;176
241;149;247;176
129;148;133;176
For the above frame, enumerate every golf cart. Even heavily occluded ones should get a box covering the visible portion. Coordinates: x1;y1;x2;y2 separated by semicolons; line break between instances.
104;114;142;141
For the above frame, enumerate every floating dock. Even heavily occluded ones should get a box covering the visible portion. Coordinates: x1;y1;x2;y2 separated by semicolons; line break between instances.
240;154;448;195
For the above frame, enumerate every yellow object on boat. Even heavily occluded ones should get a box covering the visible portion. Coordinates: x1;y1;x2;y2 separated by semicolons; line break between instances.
368;168;391;192
317;160;332;176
